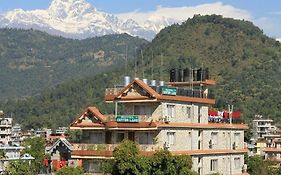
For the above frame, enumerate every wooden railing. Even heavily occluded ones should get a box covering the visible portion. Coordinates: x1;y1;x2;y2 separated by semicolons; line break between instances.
72;143;159;152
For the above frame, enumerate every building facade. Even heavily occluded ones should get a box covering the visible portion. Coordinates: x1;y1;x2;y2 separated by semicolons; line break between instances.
0;115;12;145
69;76;248;175
252;116;277;140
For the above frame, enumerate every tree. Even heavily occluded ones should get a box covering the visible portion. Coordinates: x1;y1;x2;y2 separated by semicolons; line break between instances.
112;139;149;175
103;140;197;175
4;160;35;175
247;155;270;175
55;166;84;175
22;137;46;173
150;150;197;175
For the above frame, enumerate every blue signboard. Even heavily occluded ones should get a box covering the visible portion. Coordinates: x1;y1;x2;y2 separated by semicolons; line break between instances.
162;87;177;96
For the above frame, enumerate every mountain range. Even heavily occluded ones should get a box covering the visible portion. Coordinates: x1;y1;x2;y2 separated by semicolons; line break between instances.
0;0;178;40
1;15;280;129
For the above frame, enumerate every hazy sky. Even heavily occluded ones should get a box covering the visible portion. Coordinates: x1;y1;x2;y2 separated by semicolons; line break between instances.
0;0;280;38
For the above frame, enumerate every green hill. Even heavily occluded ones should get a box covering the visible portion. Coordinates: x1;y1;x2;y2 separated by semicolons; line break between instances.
0;28;148;99
1;15;281;129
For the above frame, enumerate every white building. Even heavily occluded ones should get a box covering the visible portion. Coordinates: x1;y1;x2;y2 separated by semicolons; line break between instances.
69;73;248;175
252;116;278;140
0;111;12;145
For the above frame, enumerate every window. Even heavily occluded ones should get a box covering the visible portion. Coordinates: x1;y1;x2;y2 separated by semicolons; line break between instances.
210;132;218;149
167;105;175;118
134;105;152;116
139;132;153;144
90;132;103;144
186;106;191;118
116;132;125;143
167;132;175;145
210;159;218;171
234;158;240;170
234;133;240;147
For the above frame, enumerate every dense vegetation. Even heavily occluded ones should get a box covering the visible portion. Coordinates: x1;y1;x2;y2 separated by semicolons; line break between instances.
101;140;197;175
0;28;147;98
0;15;281;129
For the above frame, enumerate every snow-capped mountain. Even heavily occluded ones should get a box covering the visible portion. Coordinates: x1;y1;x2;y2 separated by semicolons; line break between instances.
0;0;163;40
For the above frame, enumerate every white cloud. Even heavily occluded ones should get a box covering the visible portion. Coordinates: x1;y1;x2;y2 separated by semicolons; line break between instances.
116;2;251;25
254;17;281;38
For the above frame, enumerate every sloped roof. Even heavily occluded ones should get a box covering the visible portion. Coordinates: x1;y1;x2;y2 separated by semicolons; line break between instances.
46;138;72;154
116;79;159;98
107;79;215;104
70;107;107;127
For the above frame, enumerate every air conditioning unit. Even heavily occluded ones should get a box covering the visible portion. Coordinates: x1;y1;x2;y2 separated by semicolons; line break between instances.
164;142;170;149
164;115;171;123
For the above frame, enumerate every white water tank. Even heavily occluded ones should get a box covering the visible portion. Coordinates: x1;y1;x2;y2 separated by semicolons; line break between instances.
159;81;165;86
124;76;130;86
151;80;156;86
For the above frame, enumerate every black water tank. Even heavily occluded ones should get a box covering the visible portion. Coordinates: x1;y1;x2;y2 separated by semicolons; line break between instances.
197;68;202;81
178;69;184;82
193;69;197;81
170;68;176;82
183;68;190;82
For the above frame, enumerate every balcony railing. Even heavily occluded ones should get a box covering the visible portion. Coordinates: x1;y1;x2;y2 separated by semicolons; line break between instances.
72;143;160;152
106;115;153;122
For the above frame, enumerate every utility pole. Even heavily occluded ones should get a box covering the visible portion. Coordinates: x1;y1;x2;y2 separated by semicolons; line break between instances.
228;104;233;175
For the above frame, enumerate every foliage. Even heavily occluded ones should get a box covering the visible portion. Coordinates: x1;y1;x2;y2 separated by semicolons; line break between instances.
103;140;197;175
246;155;273;175
55;166;84;175
0;29;148;99
112;139;147;175
22;137;46;173
3;160;35;175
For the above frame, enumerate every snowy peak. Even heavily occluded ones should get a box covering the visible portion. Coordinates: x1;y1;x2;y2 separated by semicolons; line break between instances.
48;0;94;19
0;0;161;40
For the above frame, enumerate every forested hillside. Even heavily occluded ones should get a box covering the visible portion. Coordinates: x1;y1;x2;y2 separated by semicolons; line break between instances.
0;28;148;98
1;15;281;129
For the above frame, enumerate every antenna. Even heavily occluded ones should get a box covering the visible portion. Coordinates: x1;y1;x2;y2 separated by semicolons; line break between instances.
134;47;137;78
151;50;154;80
141;49;144;78
125;45;128;75
160;54;163;81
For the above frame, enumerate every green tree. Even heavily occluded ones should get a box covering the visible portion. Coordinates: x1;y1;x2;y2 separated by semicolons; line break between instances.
103;140;197;175
22;137;46;173
247;155;270;175
4;160;35;175
55;166;84;175
112;139;149;175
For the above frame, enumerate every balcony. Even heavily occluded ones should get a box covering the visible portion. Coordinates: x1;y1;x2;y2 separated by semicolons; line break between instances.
72;143;160;152
0;130;11;135
106;115;152;123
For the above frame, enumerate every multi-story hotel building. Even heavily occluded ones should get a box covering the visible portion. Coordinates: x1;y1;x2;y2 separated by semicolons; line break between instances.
0;111;12;145
69;70;248;175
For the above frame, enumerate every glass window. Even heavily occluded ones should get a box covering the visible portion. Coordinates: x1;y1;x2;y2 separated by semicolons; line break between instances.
116;132;125;143
90;132;103;144
186;106;191;118
134;105;152;115
167;105;175;118
210;132;218;149
167;132;175;145
139;132;153;144
210;159;218;171
234;158;240;170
